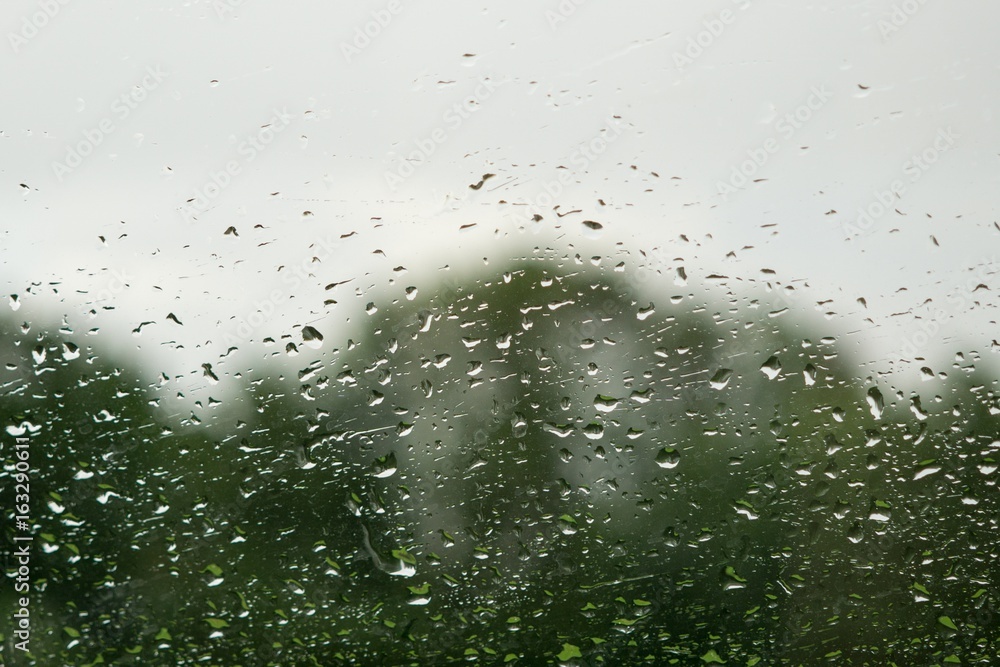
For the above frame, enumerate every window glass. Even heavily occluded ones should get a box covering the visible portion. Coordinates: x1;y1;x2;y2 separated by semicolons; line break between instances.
2;1;998;664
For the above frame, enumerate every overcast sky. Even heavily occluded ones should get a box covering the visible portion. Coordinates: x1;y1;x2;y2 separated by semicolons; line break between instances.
3;0;998;394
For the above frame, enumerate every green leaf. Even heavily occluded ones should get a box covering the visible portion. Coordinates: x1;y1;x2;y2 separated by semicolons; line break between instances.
701;649;726;664
724;566;747;583
204;618;229;629
938;616;959;631
64;626;81;638
392;548;417;564
557;643;582;661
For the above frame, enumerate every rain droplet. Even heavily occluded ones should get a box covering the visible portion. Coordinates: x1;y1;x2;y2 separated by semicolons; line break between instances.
202;564;224;588
202;363;220;385
866;387;884;419
674;267;687;286
593;395;619;413
558;515;578;535
630;388;653;403
709;368;733;390
760;355;781;379
869;501;891;522
302;325;324;349
544;423;575;438
373;452;398;478
511;413;527;438
656;447;680;469
407;584;431;606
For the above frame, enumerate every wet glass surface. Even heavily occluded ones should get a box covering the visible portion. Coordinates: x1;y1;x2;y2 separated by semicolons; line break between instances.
2;1;999;664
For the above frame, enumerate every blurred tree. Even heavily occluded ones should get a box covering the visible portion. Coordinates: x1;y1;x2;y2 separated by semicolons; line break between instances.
1;257;997;665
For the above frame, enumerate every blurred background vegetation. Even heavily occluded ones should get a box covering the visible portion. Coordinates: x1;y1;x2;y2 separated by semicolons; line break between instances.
2;254;998;665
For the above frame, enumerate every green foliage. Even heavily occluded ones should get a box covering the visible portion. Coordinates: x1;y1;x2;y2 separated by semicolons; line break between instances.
1;260;997;665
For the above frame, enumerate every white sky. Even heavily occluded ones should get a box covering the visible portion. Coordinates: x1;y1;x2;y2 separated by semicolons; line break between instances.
2;0;998;395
